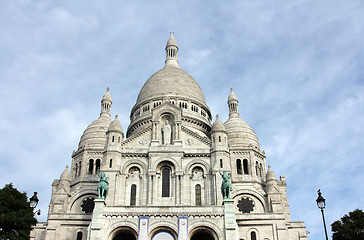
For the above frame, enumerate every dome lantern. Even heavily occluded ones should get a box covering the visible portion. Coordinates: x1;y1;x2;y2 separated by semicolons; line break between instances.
101;87;112;117
165;31;179;67
228;87;239;118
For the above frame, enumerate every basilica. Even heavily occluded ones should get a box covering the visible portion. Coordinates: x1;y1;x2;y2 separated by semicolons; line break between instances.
30;34;308;240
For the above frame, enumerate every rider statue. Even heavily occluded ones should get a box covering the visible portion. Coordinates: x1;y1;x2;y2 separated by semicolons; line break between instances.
97;169;109;199
219;170;232;199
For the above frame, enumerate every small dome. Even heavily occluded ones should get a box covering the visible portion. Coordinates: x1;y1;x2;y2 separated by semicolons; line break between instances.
211;115;226;133
108;115;123;133
228;87;238;102
266;165;277;182
60;166;71;181
166;34;178;48
224;117;260;148
78;115;112;149
102;87;112;102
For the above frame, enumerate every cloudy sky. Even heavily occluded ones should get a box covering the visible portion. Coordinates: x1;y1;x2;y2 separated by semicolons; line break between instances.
1;1;363;239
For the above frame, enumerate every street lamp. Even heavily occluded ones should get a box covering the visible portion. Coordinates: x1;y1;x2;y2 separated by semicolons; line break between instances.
316;189;328;240
30;192;41;215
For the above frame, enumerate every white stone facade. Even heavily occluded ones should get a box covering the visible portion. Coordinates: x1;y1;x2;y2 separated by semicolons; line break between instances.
30;34;308;240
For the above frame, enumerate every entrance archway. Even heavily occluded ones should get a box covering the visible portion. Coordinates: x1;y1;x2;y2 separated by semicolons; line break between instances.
152;231;175;240
190;227;216;240
111;227;137;240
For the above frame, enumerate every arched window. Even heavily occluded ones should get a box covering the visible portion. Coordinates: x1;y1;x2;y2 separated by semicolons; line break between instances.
78;163;81;176
255;161;259;176
112;136;115;142
220;159;223;168
75;163;78;177
237;159;242;174
162;167;170;197
95;159;101;174
109;159;112;168
77;231;83;240
259;163;263;177
218;136;221;142
118;137;120;143
88;159;94;174
251;231;257;240
243;159;249;174
130;184;137;206
195;184;201;206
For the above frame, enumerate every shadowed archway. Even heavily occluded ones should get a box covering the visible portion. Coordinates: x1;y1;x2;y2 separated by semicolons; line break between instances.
112;227;137;240
190;227;216;240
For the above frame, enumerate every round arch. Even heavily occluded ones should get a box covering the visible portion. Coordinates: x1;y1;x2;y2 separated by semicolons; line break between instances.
106;220;139;240
121;159;147;175
185;159;210;175
151;105;182;122
232;189;267;212
149;225;178;240
189;226;218;240
247;227;260;240
68;190;98;212
152;158;180;172
108;226;138;240
188;221;223;240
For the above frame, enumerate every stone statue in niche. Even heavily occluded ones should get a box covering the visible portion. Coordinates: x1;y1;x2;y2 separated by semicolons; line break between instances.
130;167;140;178
162;120;172;145
192;168;203;180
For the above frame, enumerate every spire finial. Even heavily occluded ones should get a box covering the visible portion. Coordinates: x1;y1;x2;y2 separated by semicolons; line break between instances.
107;86;110;92
115;114;118;119
216;114;219;119
230;86;233;92
170;30;174;36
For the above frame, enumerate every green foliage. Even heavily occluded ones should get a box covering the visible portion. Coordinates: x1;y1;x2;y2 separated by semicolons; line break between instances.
331;209;364;240
0;183;37;240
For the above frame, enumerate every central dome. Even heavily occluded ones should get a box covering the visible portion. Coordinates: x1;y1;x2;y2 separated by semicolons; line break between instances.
136;65;207;106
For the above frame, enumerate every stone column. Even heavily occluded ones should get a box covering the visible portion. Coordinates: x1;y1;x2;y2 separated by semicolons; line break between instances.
223;199;238;240
147;171;156;205
173;122;182;146
88;198;106;240
151;122;160;146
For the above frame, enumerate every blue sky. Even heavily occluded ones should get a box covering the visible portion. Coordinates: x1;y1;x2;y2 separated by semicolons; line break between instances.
1;1;363;239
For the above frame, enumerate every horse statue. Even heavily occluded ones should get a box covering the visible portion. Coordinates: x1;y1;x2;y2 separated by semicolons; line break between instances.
97;170;109;199
219;170;232;199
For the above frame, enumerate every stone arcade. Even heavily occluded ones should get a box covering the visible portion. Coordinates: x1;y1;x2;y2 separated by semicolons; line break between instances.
31;34;308;240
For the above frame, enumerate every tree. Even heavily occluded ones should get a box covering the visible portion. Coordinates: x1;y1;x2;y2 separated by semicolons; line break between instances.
0;183;37;240
331;209;364;240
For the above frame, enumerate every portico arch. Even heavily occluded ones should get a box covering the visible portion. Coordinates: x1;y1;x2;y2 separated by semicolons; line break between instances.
109;226;137;240
149;226;177;240
189;226;218;240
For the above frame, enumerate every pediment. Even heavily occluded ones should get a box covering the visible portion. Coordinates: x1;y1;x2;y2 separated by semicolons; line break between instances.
266;184;281;194
181;126;211;147
122;126;152;148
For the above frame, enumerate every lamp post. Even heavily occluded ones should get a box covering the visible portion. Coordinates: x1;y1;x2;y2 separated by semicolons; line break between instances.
316;189;328;240
30;192;41;215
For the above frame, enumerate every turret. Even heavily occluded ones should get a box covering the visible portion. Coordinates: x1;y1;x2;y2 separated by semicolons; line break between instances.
59;166;71;193
211;114;230;172
106;114;124;150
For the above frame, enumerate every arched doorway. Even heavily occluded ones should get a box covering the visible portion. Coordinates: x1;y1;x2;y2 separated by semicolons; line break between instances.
190;227;216;240
111;227;137;240
152;231;175;240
